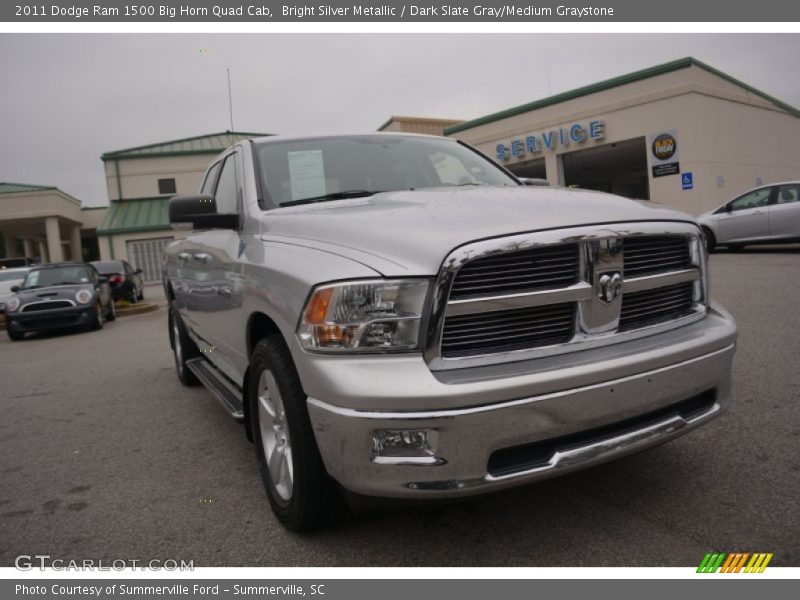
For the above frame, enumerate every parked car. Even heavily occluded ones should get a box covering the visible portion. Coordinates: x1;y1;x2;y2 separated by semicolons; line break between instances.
4;262;114;340
162;133;737;531
90;260;144;302
0;267;30;313
0;257;38;269
697;181;800;251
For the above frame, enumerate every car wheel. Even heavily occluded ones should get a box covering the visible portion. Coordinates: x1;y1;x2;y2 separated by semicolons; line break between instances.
701;227;716;253
106;298;116;321
7;326;24;341
137;288;144;301
128;287;138;304
90;303;104;331
250;335;341;531
169;301;200;386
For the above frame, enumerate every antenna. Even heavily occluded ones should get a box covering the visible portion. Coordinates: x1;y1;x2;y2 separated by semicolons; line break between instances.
226;68;234;131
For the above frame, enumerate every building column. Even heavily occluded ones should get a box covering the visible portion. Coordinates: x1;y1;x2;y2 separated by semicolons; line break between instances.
45;217;63;263
37;239;48;262
544;153;564;186
70;225;83;262
22;238;34;258
3;232;16;258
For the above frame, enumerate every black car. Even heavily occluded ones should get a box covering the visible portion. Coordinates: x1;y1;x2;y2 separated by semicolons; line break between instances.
90;260;144;302
4;263;115;341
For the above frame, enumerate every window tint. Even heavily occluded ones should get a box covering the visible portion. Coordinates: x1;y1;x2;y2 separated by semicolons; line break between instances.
214;154;239;214
158;178;177;195
776;184;800;204
200;162;222;196
730;188;771;211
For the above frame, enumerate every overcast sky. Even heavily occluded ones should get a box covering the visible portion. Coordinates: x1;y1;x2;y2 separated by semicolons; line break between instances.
1;33;799;205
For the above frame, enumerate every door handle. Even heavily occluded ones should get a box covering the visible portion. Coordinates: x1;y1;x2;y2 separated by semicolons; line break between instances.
177;252;191;261
193;253;211;263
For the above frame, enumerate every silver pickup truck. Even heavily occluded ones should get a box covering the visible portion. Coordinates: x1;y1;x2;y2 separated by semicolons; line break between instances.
162;133;737;531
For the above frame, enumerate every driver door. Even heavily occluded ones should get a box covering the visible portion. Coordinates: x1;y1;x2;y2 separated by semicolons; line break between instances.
716;187;773;244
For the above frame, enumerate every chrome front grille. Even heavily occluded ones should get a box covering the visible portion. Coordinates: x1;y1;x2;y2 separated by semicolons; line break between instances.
619;281;694;331
441;303;575;357
449;243;579;299
623;235;692;277
426;222;707;370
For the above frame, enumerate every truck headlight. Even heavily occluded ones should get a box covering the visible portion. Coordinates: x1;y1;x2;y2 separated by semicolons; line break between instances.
6;296;20;312
75;289;93;305
298;279;430;352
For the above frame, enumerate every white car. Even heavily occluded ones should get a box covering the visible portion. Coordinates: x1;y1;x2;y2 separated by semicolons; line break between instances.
0;267;30;312
697;182;800;251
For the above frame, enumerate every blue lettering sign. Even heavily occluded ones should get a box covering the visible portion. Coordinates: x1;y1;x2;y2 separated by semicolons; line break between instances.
569;124;585;143
542;131;556;150
526;135;539;153
589;120;605;140
496;144;507;161
511;139;524;158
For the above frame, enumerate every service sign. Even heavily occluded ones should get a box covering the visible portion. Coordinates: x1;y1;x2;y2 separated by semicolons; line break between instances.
496;120;605;162
649;129;680;177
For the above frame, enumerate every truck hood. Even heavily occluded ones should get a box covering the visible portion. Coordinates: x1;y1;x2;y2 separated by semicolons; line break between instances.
260;186;698;275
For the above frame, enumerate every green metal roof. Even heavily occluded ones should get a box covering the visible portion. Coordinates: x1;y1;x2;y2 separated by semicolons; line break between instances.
96;197;171;235
0;182;56;194
101;130;272;161
445;57;800;135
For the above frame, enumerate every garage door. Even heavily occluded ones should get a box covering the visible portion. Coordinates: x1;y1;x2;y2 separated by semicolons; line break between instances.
126;237;174;283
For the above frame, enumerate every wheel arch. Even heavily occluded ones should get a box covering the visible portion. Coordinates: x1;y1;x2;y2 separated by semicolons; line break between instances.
243;311;285;443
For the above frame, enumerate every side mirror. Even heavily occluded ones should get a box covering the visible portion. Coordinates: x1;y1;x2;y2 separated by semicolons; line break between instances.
10;285;20;293
724;203;733;212
169;194;238;230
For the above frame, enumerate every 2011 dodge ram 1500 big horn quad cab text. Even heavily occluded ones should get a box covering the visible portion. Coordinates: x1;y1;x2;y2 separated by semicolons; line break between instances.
162;133;737;531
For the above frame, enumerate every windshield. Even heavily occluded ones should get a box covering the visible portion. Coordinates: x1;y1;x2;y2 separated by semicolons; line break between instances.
257;136;519;206
22;266;92;289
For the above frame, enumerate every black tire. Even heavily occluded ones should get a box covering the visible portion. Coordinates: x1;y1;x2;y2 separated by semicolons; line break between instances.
702;227;716;253
249;335;341;531
90;303;104;331
169;301;200;386
137;287;145;301
7;326;24;341
106;299;116;321
128;286;138;304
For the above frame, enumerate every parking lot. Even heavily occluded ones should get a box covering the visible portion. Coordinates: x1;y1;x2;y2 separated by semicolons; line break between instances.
0;249;798;567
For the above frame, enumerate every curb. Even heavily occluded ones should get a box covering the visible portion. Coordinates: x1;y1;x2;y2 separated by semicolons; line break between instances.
115;303;159;317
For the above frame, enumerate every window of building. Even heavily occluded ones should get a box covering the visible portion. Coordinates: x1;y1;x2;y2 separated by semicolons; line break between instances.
158;178;177;195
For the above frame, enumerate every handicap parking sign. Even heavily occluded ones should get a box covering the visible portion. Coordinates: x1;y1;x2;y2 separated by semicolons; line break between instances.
682;172;693;190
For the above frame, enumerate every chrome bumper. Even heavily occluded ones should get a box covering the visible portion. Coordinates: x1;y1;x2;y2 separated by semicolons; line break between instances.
303;305;737;499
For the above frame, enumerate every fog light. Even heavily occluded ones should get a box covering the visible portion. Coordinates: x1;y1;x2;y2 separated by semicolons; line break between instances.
372;429;441;465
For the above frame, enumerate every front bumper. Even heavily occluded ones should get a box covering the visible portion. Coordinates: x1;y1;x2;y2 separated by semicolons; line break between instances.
6;305;96;333
304;304;737;499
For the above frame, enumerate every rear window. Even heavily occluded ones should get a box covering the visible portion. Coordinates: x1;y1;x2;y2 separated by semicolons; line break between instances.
92;261;124;275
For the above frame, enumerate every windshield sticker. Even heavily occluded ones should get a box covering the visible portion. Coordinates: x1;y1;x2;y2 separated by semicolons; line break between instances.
288;150;326;201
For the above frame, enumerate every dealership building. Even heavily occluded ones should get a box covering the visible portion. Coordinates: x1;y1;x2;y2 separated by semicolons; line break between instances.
443;57;800;216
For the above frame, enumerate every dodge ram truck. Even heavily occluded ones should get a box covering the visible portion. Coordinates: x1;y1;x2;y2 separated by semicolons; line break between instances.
162;133;737;531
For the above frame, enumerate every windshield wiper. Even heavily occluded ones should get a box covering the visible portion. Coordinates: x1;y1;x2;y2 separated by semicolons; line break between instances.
280;190;384;207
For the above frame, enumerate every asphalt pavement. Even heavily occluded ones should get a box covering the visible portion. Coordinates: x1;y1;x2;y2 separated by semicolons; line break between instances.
1;251;798;567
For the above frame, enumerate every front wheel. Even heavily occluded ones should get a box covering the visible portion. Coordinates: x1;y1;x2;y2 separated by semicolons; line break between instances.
250;335;341;531
90;303;104;330
702;227;716;253
169;301;200;386
7;326;24;341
